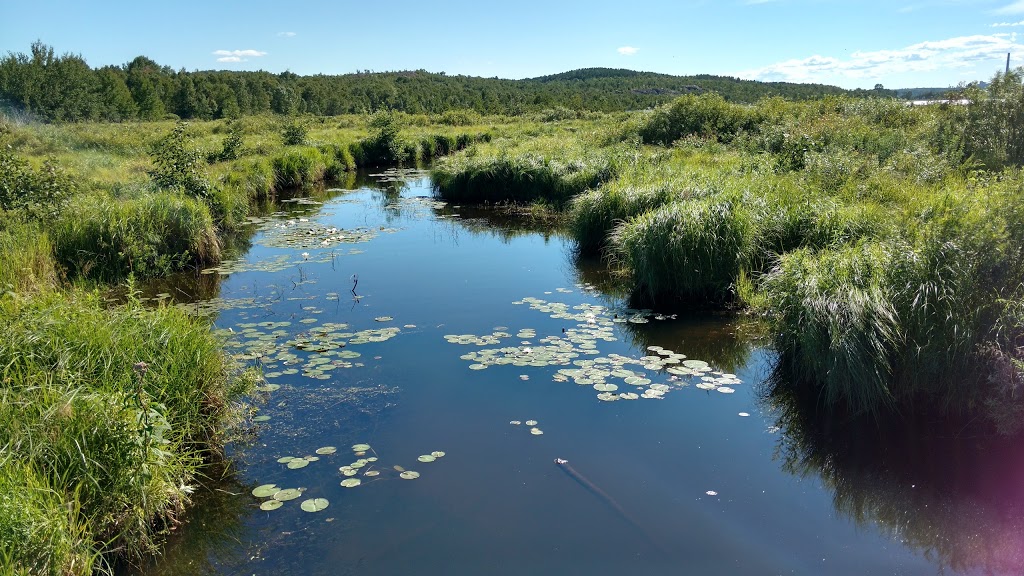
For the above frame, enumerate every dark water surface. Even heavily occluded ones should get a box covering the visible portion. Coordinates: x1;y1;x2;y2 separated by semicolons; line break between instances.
133;172;1024;576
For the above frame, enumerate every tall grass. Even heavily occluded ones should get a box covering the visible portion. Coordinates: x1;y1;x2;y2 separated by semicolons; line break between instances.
53;191;220;281
0;289;253;572
0;216;59;294
759;185;1024;421
432;139;619;206
609;196;752;303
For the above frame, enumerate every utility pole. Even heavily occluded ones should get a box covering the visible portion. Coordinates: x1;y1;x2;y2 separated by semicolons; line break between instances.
1008;53;1011;75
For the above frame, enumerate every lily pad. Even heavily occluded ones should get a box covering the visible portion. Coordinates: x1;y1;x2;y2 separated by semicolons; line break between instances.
525;420;538;426
273;488;302;501
400;471;420;480
352;444;371;451
340;478;362;488
530;427;544;435
252;484;279;498
301;498;330;512
260;499;283;511
418;455;436;463
430;451;446;458
287;459;309;469
277;456;295;464
315;446;337;455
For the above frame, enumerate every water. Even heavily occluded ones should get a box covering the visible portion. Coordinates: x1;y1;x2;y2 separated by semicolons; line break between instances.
133;172;1024;576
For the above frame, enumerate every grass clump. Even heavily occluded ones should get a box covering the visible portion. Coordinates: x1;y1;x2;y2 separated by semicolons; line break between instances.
270;147;327;189
609;196;752;303
53;191;221;281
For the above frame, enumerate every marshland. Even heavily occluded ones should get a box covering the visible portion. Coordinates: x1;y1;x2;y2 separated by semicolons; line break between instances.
2;40;1024;575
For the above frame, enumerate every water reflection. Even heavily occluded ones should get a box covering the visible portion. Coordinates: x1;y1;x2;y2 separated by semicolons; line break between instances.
765;374;1024;575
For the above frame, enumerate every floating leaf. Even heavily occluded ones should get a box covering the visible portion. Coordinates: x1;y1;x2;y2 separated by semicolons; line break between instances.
301;498;330;512
418;455;436;463
315;446;337;455
400;471;420;480
706;490;718;496
351;444;371;452
253;415;271;422
717;387;735;394
273;488;302;501
525;420;538;426
530;427;544;435
509;420;522;425
340;478;362;488
287;459;309;469
430;451;446;458
364;470;380;477
260;499;283;511
277;456;295;464
393;465;405;472
252;484;279;498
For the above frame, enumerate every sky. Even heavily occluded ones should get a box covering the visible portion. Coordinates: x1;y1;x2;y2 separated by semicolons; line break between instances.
2;0;1023;89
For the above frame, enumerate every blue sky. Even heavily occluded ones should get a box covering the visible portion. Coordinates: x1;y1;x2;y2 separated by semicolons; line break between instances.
2;0;1023;89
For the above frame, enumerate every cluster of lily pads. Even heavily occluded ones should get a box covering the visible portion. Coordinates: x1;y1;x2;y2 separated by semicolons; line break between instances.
446;294;742;401
338;443;445;487
217;317;402;381
251;484;328;513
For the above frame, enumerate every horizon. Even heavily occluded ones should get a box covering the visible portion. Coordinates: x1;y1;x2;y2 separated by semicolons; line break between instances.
2;0;1023;90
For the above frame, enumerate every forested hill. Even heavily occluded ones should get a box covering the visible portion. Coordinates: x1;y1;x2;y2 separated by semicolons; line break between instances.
0;43;894;122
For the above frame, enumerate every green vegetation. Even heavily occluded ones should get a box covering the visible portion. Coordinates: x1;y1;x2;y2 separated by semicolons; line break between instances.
0;42;894;123
3;37;1024;571
0;289;254;573
430;70;1024;431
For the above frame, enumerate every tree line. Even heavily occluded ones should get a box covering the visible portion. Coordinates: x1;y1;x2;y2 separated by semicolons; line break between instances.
0;42;896;123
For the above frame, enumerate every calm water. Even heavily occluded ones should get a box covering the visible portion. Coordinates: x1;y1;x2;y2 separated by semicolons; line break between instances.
134;172;1024;576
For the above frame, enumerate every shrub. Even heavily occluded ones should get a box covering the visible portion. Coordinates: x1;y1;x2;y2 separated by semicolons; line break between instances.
150;122;212;199
0;149;75;220
639;93;759;145
281;120;308;146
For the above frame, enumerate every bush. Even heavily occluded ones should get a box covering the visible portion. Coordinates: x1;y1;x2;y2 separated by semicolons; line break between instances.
151;122;212;199
281;120;308;146
0;149;75;220
639;93;759;145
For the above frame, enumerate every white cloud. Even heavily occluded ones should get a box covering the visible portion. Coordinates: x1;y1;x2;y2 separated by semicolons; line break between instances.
277;31;297;37
213;49;267;58
617;46;639;56
995;1;1024;14
216;56;243;63
993;20;1024;26
737;34;1024;84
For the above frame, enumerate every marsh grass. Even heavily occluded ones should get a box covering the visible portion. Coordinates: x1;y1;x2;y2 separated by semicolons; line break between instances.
0;289;254;572
609;196;752;303
53;191;221;281
431;137;620;206
0;217;59;294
